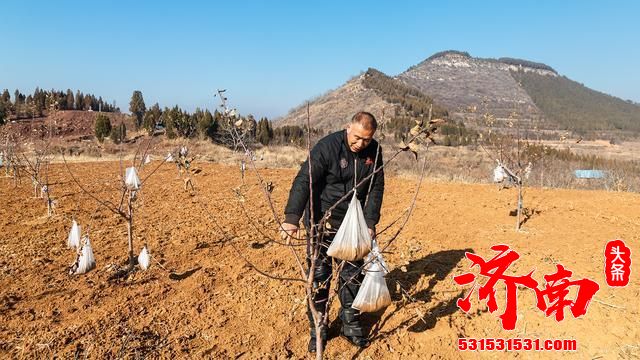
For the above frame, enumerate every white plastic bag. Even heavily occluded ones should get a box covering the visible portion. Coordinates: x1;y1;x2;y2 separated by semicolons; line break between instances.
326;193;372;261
138;246;150;270
166;153;174;162
144;155;152;164
75;236;96;274
67;220;81;249
125;167;140;190
352;259;391;313
493;165;506;183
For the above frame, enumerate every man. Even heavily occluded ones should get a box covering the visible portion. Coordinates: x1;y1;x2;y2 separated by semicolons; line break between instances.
280;112;384;352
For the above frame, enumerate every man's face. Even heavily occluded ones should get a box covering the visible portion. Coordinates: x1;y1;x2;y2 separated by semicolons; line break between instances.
346;122;375;153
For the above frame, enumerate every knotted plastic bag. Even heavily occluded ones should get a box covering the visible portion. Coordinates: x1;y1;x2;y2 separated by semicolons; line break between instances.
326;192;372;261
125;167;140;190
352;256;391;313
75;236;96;274
493;165;506;183
67;220;81;249
138;246;150;270
364;239;388;273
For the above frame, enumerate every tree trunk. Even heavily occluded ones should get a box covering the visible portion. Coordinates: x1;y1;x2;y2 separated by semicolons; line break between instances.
127;192;135;269
540;157;545;188
516;183;523;231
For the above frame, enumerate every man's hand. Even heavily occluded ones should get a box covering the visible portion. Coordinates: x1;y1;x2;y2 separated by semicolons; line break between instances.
280;222;299;242
368;227;376;240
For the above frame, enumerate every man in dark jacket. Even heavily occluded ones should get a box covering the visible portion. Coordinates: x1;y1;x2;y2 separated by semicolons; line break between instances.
280;112;384;352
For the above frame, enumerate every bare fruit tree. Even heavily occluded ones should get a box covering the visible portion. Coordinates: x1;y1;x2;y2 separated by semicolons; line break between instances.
63;138;168;275
480;109;543;231
214;91;444;358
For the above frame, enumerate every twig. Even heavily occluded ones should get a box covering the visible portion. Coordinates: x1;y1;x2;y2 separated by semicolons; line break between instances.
593;298;625;310
62;153;125;217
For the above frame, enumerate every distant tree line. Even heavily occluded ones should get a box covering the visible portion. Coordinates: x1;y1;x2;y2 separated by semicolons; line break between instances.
92;90;316;147
425;50;471;62
0;88;119;121
498;58;556;73
0;87;315;147
420;50;557;73
439;121;481;146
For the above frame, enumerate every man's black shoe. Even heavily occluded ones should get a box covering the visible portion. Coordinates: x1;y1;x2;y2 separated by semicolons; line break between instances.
308;337;326;353
341;334;370;348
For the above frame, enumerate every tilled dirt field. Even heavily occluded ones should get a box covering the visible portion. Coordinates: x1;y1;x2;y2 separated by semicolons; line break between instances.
0;161;638;359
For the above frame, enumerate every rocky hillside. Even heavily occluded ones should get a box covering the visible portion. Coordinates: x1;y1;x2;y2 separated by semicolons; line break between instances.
397;51;552;127
398;51;640;135
276;73;394;132
279;50;640;137
276;69;446;132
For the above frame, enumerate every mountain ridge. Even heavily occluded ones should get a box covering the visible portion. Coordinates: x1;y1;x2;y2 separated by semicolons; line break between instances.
277;50;640;137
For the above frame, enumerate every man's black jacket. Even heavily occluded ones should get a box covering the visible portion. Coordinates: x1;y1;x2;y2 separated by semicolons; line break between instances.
284;129;384;230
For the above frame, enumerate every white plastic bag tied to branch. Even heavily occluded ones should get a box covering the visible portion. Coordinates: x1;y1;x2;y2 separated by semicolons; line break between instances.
352;256;391;313
138;246;151;270
75;236;96;275
493;165;506;183
125;167;141;190
326;192;372;261
67;220;81;249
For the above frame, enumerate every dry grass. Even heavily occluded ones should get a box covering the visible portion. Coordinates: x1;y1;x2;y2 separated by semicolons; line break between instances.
30;136;640;192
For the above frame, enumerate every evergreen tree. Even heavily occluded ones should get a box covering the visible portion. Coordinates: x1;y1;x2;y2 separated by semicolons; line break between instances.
94;113;112;142
66;89;74;110
83;95;93;111
171;106;196;138
1;89;9;104
110;122;127;144
142;102;162;133
163;106;177;139
129;90;146;128
75;91;84;110
197;109;217;140
0;101;6;125
256;117;272;145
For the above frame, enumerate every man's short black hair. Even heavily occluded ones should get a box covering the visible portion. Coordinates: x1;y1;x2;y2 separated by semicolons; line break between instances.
351;111;377;131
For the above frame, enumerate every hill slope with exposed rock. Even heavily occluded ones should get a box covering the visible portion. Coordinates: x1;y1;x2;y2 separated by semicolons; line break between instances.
276;69;446;132
279;50;640;137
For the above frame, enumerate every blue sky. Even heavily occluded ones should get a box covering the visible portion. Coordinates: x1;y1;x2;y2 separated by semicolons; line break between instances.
1;1;638;119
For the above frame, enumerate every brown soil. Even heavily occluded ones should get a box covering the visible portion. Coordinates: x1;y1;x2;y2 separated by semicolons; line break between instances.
0;161;638;359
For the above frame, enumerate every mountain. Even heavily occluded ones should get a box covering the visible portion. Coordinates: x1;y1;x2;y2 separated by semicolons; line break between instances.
278;50;640;137
399;50;640;135
277;68;446;132
397;51;551;125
